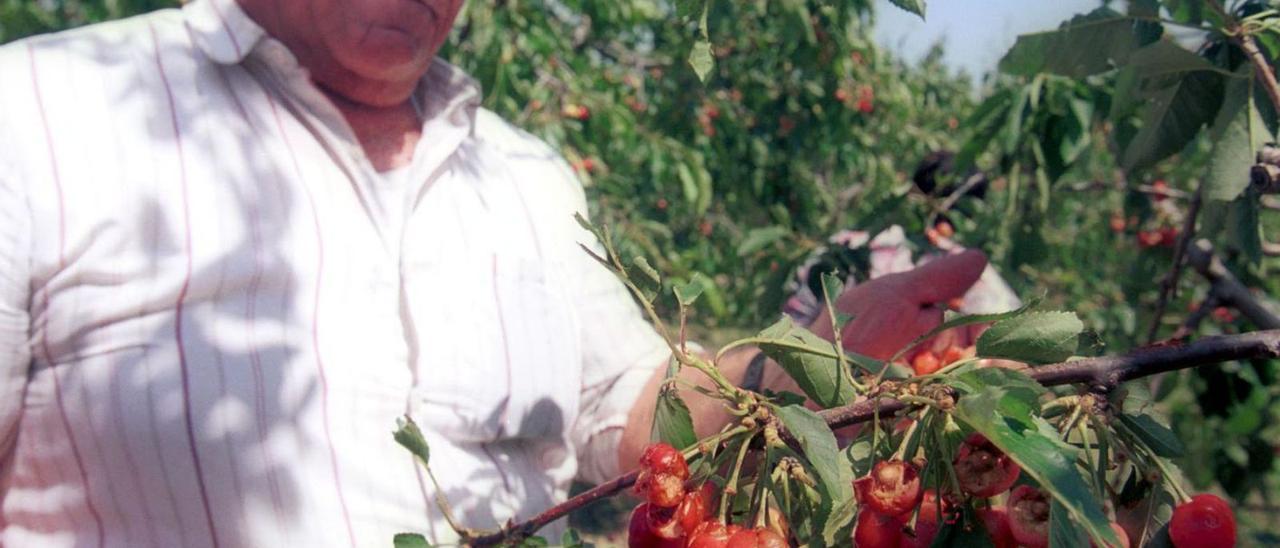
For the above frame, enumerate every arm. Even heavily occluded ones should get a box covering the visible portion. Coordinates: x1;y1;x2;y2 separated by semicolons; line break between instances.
618;250;987;470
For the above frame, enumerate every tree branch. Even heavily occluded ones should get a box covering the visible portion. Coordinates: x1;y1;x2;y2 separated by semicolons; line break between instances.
1147;185;1203;343
464;329;1280;545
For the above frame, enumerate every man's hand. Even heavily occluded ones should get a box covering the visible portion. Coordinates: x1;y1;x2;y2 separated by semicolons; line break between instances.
806;250;987;360
619;250;987;472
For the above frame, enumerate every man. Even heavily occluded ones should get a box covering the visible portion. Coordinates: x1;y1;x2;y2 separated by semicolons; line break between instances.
0;0;985;545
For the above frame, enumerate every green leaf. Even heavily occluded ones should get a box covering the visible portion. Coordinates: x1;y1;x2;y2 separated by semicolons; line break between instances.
946;367;1048;405
393;533;431;548
1120;69;1223;170
674;0;701;19
821;496;858;547
999;8;1141;78
975;311;1083;364
886;0;926;19
1049;499;1090;547
754;317;862;407
1118;413;1185;458
394;416;431;466
674;277;705;306
776;405;854;539
629;258;661;303
689;39;715;83
1205;66;1273;201
652;385;698;450
561;529;586;548
949;377;1121;548
889;302;1037;363
736;226;791;256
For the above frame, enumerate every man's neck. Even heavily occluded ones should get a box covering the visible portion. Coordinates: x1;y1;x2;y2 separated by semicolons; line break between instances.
325;90;423;172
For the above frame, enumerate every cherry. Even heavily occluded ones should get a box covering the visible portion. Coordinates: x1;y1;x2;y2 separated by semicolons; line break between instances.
854;510;904;547
835;88;851;102
934;221;955;239
725;528;788;548
628;503;683;548
855;460;924;517
635;471;686;508
1169;494;1236;548
911;351;941;376
857;98;874;113
1138;230;1163;248
688;522;741;548
1109;215;1126;233
953;433;1020;497
646;503;683;540
640;443;690;479
977;506;1016;548
676;483;715;536
1151;180;1169;201
939;345;973;367
1007;485;1050;548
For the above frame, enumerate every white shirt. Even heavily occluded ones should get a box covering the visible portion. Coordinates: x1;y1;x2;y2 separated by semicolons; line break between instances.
0;1;669;546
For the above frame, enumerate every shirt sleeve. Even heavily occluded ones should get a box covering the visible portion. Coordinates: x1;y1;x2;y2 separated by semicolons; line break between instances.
554;165;671;485
0;161;32;458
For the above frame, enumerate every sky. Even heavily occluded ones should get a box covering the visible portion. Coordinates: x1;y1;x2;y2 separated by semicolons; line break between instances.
873;0;1104;81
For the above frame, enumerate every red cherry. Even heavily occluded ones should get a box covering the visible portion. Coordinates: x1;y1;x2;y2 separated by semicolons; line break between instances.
1212;307;1236;323
646;503;683;540
977;506;1016;548
1159;226;1178;247
676;483;715;536
898;491;952;548
699;220;714;237
635;471;686;508
687;521;734;548
628;504;683;548
1137;230;1163;248
954;433;1021;497
1152;180;1169;201
854;510;904;547
1007;485;1050;548
911;351;941;376
725;528;788;548
939;345;971;367
934;221;955;239
857;98;874;113
1110;215;1126;233
1169;494;1236;548
854;460;924;517
641;443;690;479
656;198;669;210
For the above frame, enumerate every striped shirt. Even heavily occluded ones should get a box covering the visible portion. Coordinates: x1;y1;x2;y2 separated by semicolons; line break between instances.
0;1;669;546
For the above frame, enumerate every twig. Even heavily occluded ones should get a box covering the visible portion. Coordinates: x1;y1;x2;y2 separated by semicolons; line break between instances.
1147;185;1204;343
1207;0;1280;113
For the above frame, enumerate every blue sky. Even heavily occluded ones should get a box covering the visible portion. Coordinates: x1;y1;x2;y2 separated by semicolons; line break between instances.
873;0;1103;81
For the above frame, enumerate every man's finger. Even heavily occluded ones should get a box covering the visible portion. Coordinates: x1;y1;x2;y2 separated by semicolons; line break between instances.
898;249;987;305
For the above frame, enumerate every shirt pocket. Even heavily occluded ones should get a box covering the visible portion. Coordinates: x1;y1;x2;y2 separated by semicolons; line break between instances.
403;251;582;443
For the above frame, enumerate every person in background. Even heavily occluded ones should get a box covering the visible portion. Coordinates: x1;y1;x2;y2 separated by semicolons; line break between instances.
0;0;986;545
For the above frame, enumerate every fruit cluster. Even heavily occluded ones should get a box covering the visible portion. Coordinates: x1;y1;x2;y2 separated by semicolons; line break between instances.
628;436;1237;547
630;443;787;548
907;344;975;377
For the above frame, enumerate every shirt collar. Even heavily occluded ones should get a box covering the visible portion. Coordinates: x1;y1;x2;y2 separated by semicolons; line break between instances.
182;0;265;65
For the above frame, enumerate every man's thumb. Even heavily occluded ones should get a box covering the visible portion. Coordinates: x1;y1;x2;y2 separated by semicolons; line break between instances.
901;249;987;305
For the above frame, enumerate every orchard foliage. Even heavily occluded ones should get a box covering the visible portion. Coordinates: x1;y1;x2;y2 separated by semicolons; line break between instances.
4;0;1280;546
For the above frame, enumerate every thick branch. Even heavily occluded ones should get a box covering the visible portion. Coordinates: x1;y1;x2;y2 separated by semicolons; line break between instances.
1184;239;1280;329
466;330;1280;544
